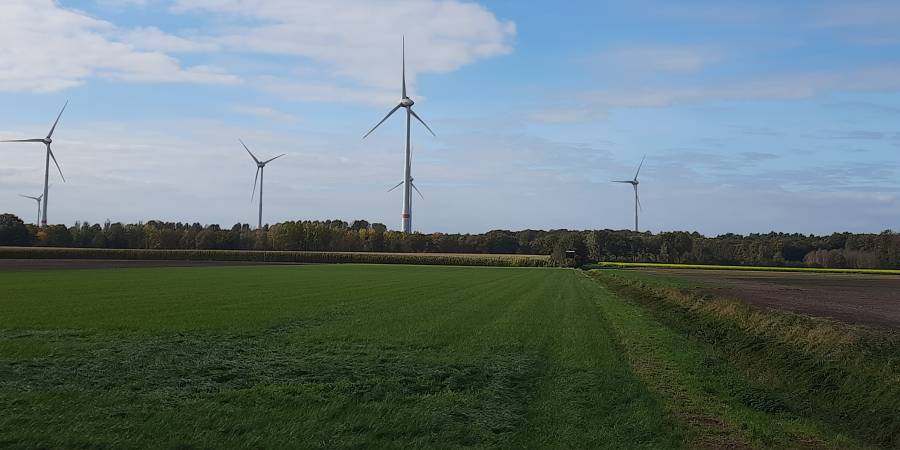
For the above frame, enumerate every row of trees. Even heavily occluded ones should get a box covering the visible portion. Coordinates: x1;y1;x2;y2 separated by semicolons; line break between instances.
2;213;899;269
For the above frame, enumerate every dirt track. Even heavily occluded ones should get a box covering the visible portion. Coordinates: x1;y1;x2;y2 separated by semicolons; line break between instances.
0;259;298;271
643;269;900;330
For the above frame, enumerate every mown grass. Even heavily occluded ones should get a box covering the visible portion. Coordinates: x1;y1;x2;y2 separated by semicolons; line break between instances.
595;261;900;275
591;270;900;448
583;271;862;449
2;264;884;448
0;265;678;449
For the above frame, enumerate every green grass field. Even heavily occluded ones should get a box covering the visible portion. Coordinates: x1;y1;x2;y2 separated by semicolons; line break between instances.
0;265;875;448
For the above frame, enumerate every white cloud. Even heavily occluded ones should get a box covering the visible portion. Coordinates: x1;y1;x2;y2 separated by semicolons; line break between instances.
0;0;239;93
596;47;723;73
169;0;516;94
0;0;513;101
532;64;900;123
120;26;220;53
229;104;302;123
257;76;396;107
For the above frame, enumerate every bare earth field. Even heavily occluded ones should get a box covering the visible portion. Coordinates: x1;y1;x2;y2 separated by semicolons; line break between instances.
0;259;295;271
643;268;900;329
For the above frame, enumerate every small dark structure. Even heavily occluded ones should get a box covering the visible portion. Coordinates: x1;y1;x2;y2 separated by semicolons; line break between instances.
565;250;577;266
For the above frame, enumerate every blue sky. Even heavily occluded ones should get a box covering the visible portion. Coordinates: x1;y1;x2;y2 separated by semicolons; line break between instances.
1;0;898;234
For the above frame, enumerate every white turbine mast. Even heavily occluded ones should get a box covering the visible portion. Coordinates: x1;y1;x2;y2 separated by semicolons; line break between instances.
19;193;43;225
240;139;286;230
2;101;68;227
363;36;435;233
612;155;645;232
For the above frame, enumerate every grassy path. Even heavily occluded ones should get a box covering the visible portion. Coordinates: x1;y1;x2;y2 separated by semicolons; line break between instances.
590;270;898;449
584;271;863;449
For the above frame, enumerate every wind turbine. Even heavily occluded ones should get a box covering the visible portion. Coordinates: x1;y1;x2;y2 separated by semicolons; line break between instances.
388;177;424;200
613;156;645;232
19;193;43;225
1;101;68;227
240;139;285;230
363;36;435;233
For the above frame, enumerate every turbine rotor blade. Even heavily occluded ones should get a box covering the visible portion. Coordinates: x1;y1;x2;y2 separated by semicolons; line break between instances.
409;109;436;137
412;182;424;200
47;100;68;139
634;155;645;181
48;146;65;182
363;104;401;139
263;153;286;164
387;180;404;192
1;138;45;143
240;139;260;164
251;166;260;202
402;35;407;98
612;180;633;184
635;187;643;212
20;194;39;201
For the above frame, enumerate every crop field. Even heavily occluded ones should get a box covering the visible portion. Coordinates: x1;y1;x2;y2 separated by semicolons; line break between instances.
595;261;900;275
0;247;550;267
1;264;895;448
622;268;900;329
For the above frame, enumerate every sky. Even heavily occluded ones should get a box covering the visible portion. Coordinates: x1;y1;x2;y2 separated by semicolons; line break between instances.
1;0;899;235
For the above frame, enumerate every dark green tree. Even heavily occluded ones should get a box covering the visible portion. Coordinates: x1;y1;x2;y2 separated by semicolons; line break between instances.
0;214;32;246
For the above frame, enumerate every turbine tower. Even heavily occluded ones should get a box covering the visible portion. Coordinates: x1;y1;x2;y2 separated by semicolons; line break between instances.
240;139;285;230
2;101;68;227
19;193;43;225
613;156;645;232
363;36;435;233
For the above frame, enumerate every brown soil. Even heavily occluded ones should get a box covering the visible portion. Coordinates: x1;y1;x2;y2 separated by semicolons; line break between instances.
0;259;300;272
642;269;900;330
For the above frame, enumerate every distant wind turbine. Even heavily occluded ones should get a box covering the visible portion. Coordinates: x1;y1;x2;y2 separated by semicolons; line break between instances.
388;176;424;200
2;101;68;227
363;36;435;233
613;156;645;232
240;139;285;230
19;193;43;225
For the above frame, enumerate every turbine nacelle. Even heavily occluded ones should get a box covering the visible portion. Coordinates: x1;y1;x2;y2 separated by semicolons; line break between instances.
400;97;415;107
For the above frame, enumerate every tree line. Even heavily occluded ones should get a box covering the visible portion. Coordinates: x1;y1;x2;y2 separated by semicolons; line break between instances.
1;213;898;269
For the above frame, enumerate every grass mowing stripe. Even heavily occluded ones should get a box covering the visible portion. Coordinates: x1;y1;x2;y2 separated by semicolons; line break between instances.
583;272;864;449
1;265;680;448
501;270;679;449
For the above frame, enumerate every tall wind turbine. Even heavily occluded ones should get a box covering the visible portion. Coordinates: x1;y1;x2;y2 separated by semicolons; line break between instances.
1;101;68;227
613;156;645;232
19;193;43;225
241;139;285;230
363;36;436;233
